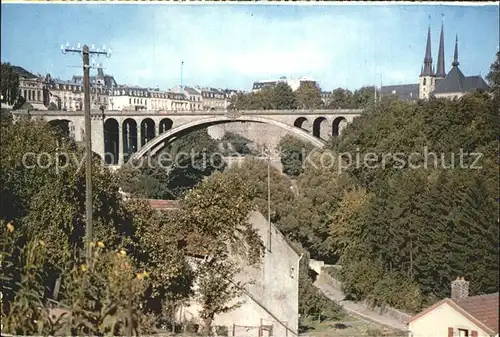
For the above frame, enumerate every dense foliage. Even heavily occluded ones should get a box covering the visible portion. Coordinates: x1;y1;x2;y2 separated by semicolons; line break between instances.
229;82;300;110
274;90;499;312
1;63;20;105
486;51;500;98
278;134;314;177
326;86;377;109
0;121;263;335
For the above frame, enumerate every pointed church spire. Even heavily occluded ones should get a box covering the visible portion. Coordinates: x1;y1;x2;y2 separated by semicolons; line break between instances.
435;14;446;78
452;34;459;67
421;17;433;77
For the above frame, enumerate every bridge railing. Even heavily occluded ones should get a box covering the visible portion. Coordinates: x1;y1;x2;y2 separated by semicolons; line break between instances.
10;108;363;115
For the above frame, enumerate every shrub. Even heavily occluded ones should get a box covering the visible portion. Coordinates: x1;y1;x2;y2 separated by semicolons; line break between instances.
369;274;423;313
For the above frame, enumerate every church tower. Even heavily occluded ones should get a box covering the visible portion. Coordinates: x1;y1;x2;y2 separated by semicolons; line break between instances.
435;18;446;79
419;21;435;99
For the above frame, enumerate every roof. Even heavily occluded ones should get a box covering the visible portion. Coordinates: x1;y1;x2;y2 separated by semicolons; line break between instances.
183;86;200;95
433;66;490;94
147;199;179;211
453;293;499;333
12;66;37;79
408;293;499;334
72;74;117;88
381;83;419;101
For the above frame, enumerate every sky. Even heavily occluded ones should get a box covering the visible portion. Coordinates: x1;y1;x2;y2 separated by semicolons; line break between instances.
1;3;498;91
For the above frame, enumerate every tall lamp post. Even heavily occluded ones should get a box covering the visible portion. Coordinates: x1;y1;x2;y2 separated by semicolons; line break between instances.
263;146;274;253
61;43;111;262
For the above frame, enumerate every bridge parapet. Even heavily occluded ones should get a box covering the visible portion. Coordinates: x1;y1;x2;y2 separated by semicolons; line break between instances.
10;108;363;117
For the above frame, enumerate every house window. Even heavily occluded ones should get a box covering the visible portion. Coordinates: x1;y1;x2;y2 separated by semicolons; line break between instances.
423;78;427;86
458;329;469;337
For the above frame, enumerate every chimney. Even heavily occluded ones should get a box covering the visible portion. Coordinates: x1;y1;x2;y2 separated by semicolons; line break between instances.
451;276;469;299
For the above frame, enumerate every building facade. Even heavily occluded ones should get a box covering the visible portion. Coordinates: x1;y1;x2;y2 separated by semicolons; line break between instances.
408;278;498;337
381;21;489;101
252;76;317;92
197;87;227;110
13;66;50;110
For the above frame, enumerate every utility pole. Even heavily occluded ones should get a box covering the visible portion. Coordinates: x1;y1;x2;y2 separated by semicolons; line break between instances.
62;43;111;262
266;146;272;253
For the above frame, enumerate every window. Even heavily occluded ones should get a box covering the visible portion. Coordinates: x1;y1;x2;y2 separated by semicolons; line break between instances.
423;78;427;86
458;329;469;337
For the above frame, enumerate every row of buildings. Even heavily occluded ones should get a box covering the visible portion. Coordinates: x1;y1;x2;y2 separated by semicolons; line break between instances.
13;66;241;112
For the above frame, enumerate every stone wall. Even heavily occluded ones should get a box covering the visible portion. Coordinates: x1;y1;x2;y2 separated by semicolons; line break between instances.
208;122;295;150
308;259;325;275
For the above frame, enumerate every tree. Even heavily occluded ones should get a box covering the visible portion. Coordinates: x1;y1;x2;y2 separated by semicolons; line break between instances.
295;82;323;110
227;157;296;226
327;88;354;109
174;171;264;334
196;255;245;336
351;86;376;108
272;82;297;109
277;150;353;262
278;135;314;176
122;199;194;324
329;187;372;258
486;51;500;98
1;63;20;105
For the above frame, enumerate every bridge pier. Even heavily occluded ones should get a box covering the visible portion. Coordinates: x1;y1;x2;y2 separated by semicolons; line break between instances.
118;122;124;166
91;114;105;160
137;124;142;151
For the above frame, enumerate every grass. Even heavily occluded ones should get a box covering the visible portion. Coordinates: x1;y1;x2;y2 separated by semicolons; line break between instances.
299;314;399;336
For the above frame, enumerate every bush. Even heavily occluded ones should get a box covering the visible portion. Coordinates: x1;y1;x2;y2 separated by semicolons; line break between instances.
369;274;423;313
340;258;384;301
216;325;229;336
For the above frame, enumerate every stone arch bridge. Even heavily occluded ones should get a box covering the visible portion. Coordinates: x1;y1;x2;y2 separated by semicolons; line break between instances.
12;109;362;166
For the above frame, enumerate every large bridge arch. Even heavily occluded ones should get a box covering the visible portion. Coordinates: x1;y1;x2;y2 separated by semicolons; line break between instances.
130;115;325;160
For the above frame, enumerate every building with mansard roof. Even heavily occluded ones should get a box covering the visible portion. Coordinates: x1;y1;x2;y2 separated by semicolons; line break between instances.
71;67;118;89
381;20;489;101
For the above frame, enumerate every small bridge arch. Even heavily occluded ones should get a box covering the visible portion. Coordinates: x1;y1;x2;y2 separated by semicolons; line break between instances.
130;115;325;160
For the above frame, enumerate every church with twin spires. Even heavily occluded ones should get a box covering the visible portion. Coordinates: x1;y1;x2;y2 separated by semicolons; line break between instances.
381;20;490;101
